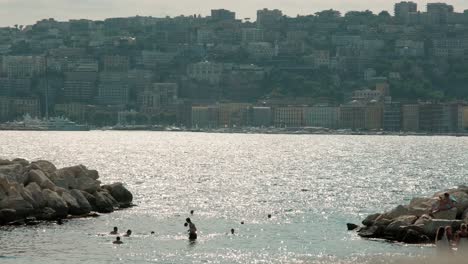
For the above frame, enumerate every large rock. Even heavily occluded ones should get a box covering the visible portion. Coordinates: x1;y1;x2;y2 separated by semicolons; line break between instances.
450;191;468;214
0;159;12;166
81;191;97;211
36;207;57;221
61;192;85;215
94;191;117;213
385;215;418;234
381;205;409;220
0;209;17;224
12;158;29;166
0;163;24;179
422;219;463;238
51;165;100;192
70;189;92;214
0;194;34;217
358;225;384;238
102;182;133;207
30;160;57;175
408;197;436;217
42;189;68;217
362;213;381;226
433;207;457;220
25;182;46;209
27;170;55;190
413;214;432;226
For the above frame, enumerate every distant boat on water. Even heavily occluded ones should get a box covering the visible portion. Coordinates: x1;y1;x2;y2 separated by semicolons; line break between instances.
0;114;89;131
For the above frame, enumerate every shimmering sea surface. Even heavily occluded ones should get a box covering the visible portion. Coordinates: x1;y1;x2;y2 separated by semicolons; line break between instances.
1;131;467;264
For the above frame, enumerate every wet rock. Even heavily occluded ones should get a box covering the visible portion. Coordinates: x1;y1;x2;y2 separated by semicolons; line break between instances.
0;195;34;217
362;213;381;226
30;160;57;175
76;176;100;193
408;197;435;217
358;225;384;238
80;191;97;211
70;191;91;214
12;158;29;166
385;215;418;234
381;205;409;220
25;183;46;209
42;189;68;218
402;229;429;244
94;191;115;213
433;207;457;220
102;182;133;208
61;192;84;215
0;209;17;224
414;214;432;226
36;207;57;221
27;170;55;190
0;159;12;166
347;223;359;231
0;163;24;179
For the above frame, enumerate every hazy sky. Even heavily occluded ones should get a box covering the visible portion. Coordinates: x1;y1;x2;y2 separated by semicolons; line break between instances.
1;0;467;26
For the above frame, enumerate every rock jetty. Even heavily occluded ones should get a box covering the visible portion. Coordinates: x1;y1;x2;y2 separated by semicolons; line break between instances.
0;158;133;225
349;186;468;244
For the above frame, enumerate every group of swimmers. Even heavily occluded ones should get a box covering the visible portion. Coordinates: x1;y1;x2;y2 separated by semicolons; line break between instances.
109;210;273;244
110;226;132;244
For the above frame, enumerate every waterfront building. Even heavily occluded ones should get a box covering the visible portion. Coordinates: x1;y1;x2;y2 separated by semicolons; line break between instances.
0;96;10;121
0;78;31;97
54;103;87;123
303;106;340;129
383;102;402;131
139;83;177;115
218;103;251;128
340;101;366;130
11;97;40;118
191;105;219;128
419;103;445;132
365;103;384;130
273;107;304;127
402;104;419;131
251;106;272;127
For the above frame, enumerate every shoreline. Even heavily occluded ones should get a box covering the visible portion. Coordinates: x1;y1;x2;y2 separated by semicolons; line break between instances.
1;127;468;137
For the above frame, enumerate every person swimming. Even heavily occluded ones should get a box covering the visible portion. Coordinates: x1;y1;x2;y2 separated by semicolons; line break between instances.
113;236;123;244
190;210;194;215
186;218;197;240
123;229;132;237
110;227;118;235
231;228;235;235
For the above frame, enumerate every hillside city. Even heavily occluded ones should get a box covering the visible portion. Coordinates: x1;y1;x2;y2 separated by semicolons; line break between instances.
0;2;468;132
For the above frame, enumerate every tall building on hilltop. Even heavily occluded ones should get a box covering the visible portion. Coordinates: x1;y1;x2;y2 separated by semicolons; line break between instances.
427;3;454;24
256;8;283;29
394;2;417;23
211;9;236;21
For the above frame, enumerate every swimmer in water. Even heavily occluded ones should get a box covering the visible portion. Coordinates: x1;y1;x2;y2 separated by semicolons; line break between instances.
110;227;118;235
123;229;132;237
186;218;197;240
113;236;123;244
231;228;235;235
190;210;194;215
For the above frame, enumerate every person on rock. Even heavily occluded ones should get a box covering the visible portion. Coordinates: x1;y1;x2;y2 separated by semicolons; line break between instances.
186;218;197;241
113;236;123;244
123;229;132;237
432;193;457;215
110;227;118;235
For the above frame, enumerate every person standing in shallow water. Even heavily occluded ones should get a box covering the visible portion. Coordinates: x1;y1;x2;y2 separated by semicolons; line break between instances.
110;227;118;235
186;218;197;240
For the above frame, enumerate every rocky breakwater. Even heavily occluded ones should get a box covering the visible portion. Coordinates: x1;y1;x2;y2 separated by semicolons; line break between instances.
349;186;468;244
0;158;133;225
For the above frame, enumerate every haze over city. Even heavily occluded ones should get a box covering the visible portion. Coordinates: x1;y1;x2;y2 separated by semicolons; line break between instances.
1;0;468;26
